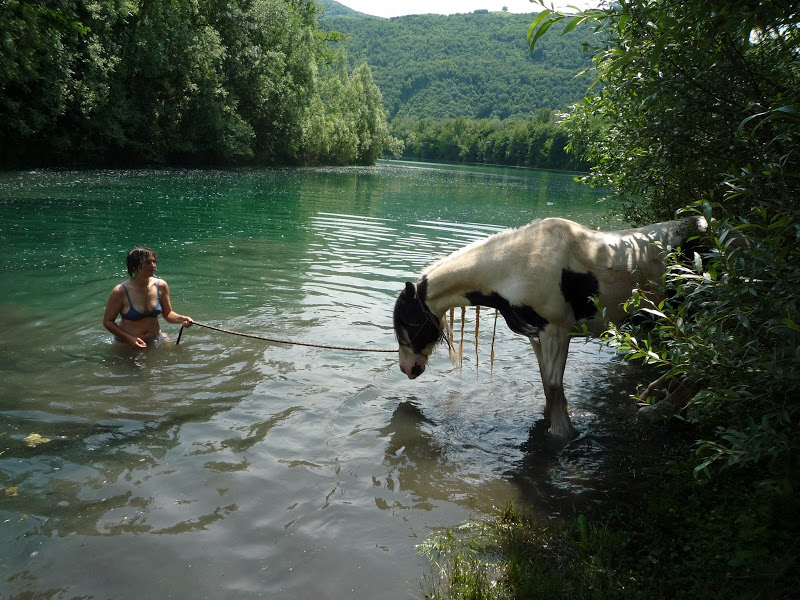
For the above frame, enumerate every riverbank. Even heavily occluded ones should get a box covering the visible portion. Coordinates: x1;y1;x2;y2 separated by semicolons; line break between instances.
419;421;799;599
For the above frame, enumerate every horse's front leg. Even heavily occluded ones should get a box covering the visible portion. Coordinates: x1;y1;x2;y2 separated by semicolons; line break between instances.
530;325;578;440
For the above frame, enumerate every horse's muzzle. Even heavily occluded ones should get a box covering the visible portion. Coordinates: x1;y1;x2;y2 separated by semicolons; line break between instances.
400;362;425;379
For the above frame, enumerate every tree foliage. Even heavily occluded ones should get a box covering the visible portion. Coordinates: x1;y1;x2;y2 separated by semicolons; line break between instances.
304;58;398;164
531;0;800;485
0;0;395;167
391;113;589;170
321;8;595;121
320;4;598;170
531;0;800;223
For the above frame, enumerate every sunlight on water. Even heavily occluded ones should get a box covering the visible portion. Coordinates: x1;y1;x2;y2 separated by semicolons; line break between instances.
0;164;642;599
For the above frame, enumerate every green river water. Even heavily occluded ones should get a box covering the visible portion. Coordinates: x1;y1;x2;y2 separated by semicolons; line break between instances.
0;162;642;599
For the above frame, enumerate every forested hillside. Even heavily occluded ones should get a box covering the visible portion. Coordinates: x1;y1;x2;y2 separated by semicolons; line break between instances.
317;0;377;19
321;5;594;121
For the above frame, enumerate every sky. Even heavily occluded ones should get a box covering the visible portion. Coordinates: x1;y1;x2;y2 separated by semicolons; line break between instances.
329;0;596;19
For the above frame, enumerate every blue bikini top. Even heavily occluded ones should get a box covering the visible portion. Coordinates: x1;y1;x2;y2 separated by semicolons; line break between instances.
120;280;162;321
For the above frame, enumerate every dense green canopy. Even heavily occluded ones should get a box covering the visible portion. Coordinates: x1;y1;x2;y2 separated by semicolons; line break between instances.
321;8;595;121
533;0;800;222
0;0;392;167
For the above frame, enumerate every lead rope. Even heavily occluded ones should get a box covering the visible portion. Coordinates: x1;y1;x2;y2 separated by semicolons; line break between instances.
177;309;500;362
177;321;396;353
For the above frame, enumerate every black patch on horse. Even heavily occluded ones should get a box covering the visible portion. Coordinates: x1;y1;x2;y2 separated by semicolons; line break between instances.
464;290;549;338
560;268;599;321
393;276;443;353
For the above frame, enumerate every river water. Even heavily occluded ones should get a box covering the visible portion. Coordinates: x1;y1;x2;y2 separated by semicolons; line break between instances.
0;162;642;599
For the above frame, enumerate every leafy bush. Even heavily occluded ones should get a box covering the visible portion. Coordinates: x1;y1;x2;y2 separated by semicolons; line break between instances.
605;203;800;486
548;0;800;224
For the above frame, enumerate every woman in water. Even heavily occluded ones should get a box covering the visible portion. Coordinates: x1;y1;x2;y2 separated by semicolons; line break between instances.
103;247;193;348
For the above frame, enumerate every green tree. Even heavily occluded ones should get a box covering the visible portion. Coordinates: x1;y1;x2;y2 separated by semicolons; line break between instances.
0;0;394;167
303;54;399;165
205;0;322;164
102;0;241;163
530;0;800;223
346;63;393;164
388;116;588;170
0;1;119;164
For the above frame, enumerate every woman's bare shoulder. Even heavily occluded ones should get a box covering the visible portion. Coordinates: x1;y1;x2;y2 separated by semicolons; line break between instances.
109;279;134;298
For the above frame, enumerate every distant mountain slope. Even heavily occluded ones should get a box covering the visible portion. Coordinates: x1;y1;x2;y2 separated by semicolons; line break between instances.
320;4;594;121
316;0;378;19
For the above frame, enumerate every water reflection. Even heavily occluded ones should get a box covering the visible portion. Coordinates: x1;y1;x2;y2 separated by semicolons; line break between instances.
376;400;453;511
371;340;647;520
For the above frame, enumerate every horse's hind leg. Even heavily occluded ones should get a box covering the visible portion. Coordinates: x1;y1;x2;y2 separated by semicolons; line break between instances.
530;326;578;440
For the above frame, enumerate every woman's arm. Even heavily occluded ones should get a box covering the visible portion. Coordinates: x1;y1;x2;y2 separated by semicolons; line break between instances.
159;279;193;327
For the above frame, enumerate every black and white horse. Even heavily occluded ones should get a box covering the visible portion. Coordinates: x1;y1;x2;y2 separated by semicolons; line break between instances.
393;216;707;439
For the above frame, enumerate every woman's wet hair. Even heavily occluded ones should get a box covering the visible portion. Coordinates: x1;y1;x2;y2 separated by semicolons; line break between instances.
127;247;157;277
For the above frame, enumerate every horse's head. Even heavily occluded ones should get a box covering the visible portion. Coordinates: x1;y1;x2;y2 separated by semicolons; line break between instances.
393;280;444;379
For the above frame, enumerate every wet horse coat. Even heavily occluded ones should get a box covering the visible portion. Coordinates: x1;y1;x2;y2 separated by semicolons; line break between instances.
393;216;707;439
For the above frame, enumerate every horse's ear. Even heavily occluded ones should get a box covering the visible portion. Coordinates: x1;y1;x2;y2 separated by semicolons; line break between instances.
403;281;416;298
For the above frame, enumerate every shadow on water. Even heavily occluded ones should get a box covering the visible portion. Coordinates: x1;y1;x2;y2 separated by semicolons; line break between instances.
512;395;642;518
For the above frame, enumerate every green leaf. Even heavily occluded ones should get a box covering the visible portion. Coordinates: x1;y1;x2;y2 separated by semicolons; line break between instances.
782;315;800;333
562;16;587;35
651;35;667;66
531;9;554;28
527;9;554;44
529;17;559;52
604;51;634;74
